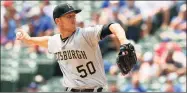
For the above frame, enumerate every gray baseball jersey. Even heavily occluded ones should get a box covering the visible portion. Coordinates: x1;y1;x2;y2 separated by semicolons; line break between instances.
48;25;107;88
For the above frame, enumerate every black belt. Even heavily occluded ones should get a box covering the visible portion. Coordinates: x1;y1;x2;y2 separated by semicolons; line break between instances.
65;87;103;92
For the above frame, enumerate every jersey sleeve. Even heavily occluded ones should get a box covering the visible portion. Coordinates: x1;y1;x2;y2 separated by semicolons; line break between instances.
81;25;103;47
48;34;61;54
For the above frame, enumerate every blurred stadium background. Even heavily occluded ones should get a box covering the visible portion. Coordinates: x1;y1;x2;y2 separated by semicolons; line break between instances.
0;0;186;92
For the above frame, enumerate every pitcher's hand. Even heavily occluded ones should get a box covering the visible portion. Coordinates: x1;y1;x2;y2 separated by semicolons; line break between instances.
16;28;31;41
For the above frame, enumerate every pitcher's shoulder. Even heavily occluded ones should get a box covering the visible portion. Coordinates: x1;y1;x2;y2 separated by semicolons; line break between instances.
50;34;60;40
48;34;61;53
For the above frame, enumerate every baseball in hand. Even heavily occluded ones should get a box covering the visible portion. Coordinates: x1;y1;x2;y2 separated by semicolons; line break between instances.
16;32;23;39
17;32;22;36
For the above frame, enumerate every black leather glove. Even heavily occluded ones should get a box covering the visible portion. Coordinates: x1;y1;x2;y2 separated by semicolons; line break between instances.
116;43;137;75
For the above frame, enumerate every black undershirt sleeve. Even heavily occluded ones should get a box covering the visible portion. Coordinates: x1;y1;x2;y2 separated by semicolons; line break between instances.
100;23;114;40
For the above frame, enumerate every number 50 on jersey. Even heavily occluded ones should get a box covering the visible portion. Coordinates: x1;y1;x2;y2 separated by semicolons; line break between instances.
76;61;96;78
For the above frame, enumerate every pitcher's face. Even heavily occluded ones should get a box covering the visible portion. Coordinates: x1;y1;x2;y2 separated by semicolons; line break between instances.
56;12;77;32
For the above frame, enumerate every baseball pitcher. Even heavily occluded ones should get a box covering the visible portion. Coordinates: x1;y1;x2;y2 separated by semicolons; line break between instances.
16;3;137;92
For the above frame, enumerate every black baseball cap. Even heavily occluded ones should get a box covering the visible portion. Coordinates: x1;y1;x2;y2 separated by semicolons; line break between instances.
53;3;81;20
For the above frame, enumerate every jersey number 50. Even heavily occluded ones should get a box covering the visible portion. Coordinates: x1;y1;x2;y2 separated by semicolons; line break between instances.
76;61;96;78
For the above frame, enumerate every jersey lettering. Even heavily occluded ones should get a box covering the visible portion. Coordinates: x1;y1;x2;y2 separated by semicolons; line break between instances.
76;50;82;59
71;50;77;59
81;51;87;59
59;52;63;60
63;51;68;60
67;50;72;59
55;50;88;61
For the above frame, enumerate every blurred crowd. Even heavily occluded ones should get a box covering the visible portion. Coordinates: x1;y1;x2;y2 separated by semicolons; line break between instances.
1;1;54;54
1;0;186;92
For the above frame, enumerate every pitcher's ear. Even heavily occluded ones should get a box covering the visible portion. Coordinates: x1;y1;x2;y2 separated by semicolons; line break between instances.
55;18;59;24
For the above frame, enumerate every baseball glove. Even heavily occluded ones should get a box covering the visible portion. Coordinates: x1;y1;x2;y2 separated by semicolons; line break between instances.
116;43;137;75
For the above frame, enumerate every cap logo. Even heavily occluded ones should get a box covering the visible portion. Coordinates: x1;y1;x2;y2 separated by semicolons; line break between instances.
67;4;71;9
